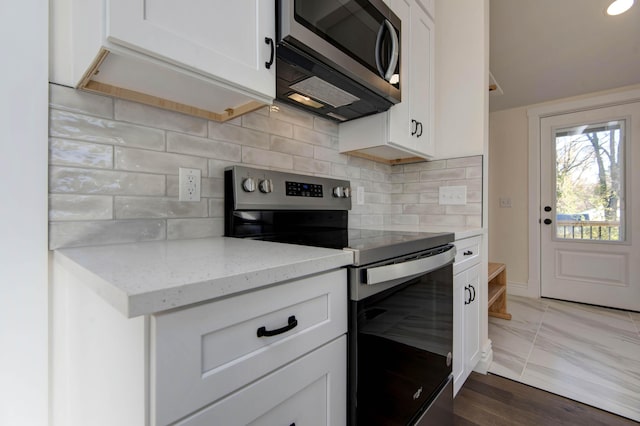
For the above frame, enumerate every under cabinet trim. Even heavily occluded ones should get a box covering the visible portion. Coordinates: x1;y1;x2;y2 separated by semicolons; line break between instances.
344;149;427;165
79;50;267;122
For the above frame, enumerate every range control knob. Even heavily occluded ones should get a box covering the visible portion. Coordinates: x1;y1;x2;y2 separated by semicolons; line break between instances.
332;186;351;198
242;177;256;192
259;179;274;193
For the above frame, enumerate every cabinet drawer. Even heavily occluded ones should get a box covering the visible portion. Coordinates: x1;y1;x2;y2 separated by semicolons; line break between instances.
151;269;347;426
177;336;346;426
453;236;482;274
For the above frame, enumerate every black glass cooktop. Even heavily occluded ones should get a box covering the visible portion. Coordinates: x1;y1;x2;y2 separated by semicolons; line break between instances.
345;229;454;265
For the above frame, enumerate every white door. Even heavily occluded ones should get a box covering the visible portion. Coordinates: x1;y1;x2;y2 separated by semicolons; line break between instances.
107;0;275;98
540;103;640;311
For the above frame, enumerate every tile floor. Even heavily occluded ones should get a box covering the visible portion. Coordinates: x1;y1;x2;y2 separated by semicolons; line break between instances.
488;295;640;422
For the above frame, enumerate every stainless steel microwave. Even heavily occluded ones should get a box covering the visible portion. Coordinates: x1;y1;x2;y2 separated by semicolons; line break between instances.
276;0;401;122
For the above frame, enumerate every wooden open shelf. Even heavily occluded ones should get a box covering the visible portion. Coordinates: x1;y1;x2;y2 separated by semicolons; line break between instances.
488;262;512;320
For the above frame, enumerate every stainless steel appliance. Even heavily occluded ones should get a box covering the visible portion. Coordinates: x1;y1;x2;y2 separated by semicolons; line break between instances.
276;0;401;122
224;166;455;425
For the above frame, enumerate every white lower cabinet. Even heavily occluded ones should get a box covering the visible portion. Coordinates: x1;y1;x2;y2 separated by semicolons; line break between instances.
452;236;482;396
51;267;347;426
152;269;347;425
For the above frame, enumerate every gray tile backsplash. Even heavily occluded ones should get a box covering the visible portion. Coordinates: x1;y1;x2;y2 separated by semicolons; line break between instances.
48;83;482;249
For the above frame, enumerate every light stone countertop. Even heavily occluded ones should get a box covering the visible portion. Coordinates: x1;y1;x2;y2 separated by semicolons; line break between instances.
53;237;354;318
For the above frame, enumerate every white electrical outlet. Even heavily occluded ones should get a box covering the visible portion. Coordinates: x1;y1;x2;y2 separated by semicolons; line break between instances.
356;186;365;205
438;186;467;205
179;168;201;202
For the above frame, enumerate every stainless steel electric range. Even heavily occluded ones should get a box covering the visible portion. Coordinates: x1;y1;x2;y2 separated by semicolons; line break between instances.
225;165;455;426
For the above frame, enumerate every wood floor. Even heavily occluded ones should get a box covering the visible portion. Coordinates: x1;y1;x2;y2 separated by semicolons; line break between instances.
453;372;638;426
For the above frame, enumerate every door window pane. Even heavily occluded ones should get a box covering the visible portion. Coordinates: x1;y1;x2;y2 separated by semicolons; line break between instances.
553;120;625;241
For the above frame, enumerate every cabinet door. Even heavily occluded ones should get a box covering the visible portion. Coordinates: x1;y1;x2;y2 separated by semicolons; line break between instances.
452;270;465;396
464;263;481;374
453;262;482;396
107;0;275;98
389;0;435;157
388;0;412;150
177;336;347;426
409;8;435;157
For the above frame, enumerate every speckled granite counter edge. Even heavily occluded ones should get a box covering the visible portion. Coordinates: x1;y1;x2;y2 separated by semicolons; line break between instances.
52;238;354;318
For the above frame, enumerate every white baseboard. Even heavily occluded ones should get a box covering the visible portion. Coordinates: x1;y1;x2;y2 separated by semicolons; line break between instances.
506;279;540;298
473;339;493;374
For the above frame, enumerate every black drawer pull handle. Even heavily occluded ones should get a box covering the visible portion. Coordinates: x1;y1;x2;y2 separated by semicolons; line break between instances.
463;250;473;256
257;315;298;337
469;284;476;302
265;37;275;69
464;286;471;305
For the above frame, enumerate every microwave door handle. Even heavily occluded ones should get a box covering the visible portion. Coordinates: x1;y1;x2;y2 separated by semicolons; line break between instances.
375;20;399;82
365;248;456;285
384;20;399;81
375;21;386;78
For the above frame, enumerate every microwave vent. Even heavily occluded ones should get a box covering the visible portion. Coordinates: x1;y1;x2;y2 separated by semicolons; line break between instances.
289;76;360;108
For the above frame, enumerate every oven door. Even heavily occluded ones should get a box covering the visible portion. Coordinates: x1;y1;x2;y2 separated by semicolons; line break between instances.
349;254;453;425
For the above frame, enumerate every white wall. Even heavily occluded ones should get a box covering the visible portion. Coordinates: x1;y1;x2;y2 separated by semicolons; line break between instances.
0;1;49;424
488;107;529;286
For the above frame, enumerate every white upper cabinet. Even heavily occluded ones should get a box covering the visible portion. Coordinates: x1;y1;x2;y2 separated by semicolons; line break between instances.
50;0;275;121
339;0;435;164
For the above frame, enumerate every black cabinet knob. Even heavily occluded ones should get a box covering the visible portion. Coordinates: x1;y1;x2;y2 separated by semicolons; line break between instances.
543;218;552;225
544;206;552;212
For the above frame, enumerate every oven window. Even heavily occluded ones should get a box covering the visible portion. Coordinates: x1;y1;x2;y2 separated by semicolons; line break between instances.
294;0;399;86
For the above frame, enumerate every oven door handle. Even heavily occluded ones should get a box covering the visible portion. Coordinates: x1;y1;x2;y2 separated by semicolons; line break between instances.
364;247;456;286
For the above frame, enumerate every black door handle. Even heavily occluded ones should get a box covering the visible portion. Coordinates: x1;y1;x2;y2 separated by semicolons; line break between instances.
411;119;417;135
464;286;471;305
544;218;552;225
469;284;476;302
416;121;423;137
544;206;552;212
257;315;297;337
265;37;275;69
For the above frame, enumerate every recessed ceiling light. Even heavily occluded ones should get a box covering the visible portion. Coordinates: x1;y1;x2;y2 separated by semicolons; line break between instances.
607;0;635;15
